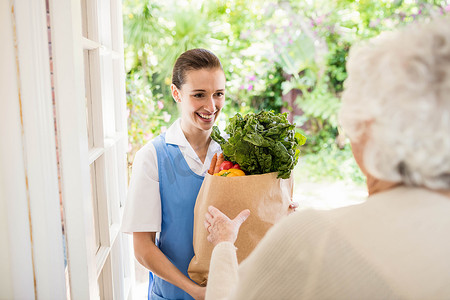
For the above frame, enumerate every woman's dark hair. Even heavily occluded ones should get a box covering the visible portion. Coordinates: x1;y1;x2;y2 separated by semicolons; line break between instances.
172;48;223;89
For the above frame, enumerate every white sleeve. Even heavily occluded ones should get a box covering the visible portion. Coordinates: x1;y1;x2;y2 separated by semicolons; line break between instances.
121;142;162;234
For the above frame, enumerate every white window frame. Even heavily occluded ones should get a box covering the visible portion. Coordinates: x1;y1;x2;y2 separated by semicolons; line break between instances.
1;0;133;299
49;0;133;299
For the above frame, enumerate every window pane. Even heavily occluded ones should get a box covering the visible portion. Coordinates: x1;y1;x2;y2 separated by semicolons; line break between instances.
98;254;113;299
80;0;88;38
110;0;121;52
98;0;112;48
90;162;101;253
104;147;117;226
99;51;115;138
97;268;103;300
83;49;94;149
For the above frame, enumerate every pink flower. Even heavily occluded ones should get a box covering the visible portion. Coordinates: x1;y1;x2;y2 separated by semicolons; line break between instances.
239;84;245;90
240;30;251;39
445;5;450;13
144;133;154;141
369;18;381;28
163;111;171;123
315;16;324;25
248;75;256;81
157;100;164;110
247;84;253;91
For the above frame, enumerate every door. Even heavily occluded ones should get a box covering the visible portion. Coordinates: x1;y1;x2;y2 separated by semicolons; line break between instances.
49;0;134;298
1;1;133;298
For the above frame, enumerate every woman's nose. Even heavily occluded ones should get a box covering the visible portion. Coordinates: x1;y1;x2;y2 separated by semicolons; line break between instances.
204;95;216;112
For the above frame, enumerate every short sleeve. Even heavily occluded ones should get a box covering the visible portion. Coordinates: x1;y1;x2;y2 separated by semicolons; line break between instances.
121;142;162;234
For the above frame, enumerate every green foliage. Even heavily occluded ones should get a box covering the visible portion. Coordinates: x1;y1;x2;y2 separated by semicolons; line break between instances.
287;0;446;156
296;123;338;154
326;42;350;94
297;83;341;129
123;0;449;181
126;71;177;161
295;143;366;184
246;66;285;112
211;111;306;179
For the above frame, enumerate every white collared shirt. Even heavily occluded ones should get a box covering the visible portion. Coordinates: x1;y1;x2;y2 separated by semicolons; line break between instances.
121;119;222;233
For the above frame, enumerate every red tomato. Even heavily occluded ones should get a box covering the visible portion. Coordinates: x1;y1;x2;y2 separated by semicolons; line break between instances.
232;163;241;170
220;161;234;171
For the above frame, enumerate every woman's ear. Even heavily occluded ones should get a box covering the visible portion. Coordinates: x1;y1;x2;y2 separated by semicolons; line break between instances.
171;84;181;103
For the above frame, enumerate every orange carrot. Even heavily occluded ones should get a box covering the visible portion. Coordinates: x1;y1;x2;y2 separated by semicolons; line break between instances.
208;153;218;175
214;153;224;174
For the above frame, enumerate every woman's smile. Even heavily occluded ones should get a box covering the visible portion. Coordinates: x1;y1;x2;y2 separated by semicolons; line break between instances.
196;111;217;122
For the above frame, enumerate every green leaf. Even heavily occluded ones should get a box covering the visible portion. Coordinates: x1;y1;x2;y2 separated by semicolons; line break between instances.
210;111;306;179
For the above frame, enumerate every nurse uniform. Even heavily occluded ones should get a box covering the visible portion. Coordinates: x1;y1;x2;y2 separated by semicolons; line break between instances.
121;119;222;300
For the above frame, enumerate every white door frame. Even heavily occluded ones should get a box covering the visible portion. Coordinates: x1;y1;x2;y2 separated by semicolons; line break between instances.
0;1;35;298
49;0;100;298
1;0;67;299
1;1;133;299
50;0;133;298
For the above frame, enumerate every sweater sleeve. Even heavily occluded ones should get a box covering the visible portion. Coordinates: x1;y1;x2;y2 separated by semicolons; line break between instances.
205;242;239;300
207;211;332;300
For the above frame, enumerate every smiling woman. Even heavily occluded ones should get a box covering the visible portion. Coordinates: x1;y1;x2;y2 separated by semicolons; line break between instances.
173;68;226;135
121;49;226;300
171;51;226;137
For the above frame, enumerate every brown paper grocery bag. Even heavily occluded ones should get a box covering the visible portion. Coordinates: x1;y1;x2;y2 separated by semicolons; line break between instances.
188;172;293;286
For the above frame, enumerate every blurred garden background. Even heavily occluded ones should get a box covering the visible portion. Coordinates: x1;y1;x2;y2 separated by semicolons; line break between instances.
123;0;449;188
123;1;449;296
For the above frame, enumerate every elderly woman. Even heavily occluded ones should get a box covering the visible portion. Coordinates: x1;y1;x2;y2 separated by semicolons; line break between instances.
204;17;450;299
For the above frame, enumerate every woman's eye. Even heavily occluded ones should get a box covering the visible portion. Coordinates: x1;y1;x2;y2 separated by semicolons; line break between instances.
215;92;224;97
193;93;204;98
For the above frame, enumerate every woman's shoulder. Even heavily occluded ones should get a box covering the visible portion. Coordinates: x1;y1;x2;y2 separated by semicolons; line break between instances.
132;138;162;172
130;140;159;181
135;139;157;159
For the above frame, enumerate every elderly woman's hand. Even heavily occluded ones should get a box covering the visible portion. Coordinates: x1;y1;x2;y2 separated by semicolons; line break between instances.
204;206;250;247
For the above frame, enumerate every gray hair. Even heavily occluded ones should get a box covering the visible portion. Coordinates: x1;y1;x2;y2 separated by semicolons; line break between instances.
339;17;450;190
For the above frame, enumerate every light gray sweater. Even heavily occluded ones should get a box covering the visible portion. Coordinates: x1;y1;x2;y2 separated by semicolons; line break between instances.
206;186;450;299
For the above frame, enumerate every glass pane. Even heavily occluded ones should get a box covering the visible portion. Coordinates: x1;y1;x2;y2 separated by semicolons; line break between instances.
98;254;113;299
83;49;94;149
110;0;120;52
98;0;112;48
112;58;123;133
90;163;101;253
97;269;103;300
117;144;127;208
80;0;88;38
105;148;116;226
100;52;115;138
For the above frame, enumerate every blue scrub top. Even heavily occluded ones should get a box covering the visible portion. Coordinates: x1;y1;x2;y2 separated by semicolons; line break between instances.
149;133;204;300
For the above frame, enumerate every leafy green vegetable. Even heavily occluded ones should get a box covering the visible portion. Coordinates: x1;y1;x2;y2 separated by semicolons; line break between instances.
211;111;306;179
